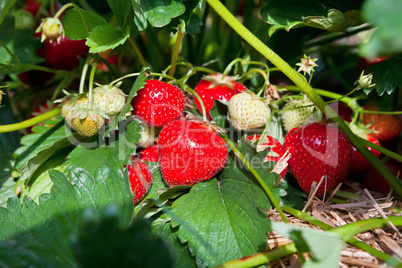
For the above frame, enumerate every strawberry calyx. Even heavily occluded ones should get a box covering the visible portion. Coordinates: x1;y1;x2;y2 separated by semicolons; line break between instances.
36;17;64;43
202;73;242;90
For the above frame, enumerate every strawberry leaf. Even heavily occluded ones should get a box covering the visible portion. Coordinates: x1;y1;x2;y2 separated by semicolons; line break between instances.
367;58;402;96
139;0;186;28
132;1;148;31
0;0;16;26
107;0;131;28
152;218;196;268
86;24;130;53
63;7;107;40
170;178;271;268
0;164;134;266
272;222;343;267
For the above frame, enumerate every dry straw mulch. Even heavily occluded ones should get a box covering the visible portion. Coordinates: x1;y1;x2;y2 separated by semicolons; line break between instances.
267;181;402;267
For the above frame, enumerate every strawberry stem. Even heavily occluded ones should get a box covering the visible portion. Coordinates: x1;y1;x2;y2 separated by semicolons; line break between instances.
79;56;92;94
0;109;61;133
359;137;402;162
88;57;98;108
182;84;208;122
128;37;147;67
168;20;186;78
223;135;288;223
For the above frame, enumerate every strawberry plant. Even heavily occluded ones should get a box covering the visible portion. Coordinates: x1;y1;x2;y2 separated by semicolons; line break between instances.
0;0;402;267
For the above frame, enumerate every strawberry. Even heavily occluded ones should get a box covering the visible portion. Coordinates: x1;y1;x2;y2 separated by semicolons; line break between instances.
327;101;353;122
36;35;89;71
137;122;160;148
245;134;288;177
283;122;353;197
356;57;388;75
127;157;153;204
92;83;127;116
131;80;186;127
194;74;246;119
362;103;402;142
349;133;381;174
228;92;270;130
361;159;401;194
61;96;106;137
158;118;228;187
138;144;159;162
36;17;63;43
281;99;315;132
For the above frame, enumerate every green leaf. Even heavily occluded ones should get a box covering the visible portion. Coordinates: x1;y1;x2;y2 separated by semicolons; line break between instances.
272;222;343;267
63;118;142;175
304;9;363;32
63;7;107;40
369;58;402;96
72;206;173;268
153;218;196;268
0;0;16;26
86;24;130;53
132;0;148;31
170;178;271;267
361;0;402;57
107;0;132;28
0;164;134;266
141;0;186;28
261;0;363;36
105;67;148;136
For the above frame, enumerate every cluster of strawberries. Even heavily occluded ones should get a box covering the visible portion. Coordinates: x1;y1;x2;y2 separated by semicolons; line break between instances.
127;77;401;204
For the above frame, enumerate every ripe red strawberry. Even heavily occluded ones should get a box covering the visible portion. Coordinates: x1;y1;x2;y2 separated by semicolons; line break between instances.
138;144;159;162
194;74;246;119
36;35;89;70
362;103;402;142
131;80;186;127
283;122;353;197
361;159;401;194
158;118;228;186
350;133;381;173
356;57;388;75
127;157;153;204
245;134;288;177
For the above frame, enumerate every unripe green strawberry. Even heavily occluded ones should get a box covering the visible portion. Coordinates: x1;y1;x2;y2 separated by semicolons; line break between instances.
137;122;160;148
281;99;315;132
92;83;127;116
36;17;64;43
228;92;270;130
70;109;105;137
61;95;105;137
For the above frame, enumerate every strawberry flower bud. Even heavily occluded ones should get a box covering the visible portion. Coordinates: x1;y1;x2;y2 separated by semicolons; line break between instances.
358;71;376;90
36;17;64;43
296;54;318;76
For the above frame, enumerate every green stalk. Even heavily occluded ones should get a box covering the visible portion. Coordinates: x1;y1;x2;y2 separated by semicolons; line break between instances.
128;37;147;67
0;109;61;133
87;58;98;108
223;136;288;223
79;57;92;94
206;0;402;197
168;20;186;78
359;137;402;162
282;205;398;263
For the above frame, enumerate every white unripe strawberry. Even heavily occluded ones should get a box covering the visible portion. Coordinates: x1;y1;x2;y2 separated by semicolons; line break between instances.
228;92;270;130
92;83;127;116
137;123;160;148
281;99;315;132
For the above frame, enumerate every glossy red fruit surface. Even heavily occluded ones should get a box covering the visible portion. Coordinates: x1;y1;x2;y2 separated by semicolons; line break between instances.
128;158;153;204
283;122;353;197
245;134;287;177
194;77;246;119
36;36;89;70
350;134;381;173
158;119;228;187
361;159;401;194
131;80;186;127
138;145;159;162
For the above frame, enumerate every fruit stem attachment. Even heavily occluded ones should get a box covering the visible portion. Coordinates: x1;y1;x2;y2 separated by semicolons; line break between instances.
223;135;288;223
206;0;402;196
54;3;77;19
0;109;61;133
79;56;92;94
182;84;207;122
168;20;186;78
88;58;98;108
